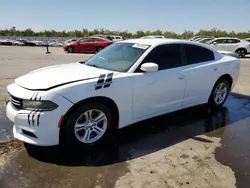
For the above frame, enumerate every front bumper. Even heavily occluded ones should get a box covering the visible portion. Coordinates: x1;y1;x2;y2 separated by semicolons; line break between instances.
6;102;60;146
6;84;73;146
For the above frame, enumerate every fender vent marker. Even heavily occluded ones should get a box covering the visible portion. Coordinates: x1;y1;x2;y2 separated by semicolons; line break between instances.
95;73;113;90
28;110;42;126
103;73;113;88
28;92;43;126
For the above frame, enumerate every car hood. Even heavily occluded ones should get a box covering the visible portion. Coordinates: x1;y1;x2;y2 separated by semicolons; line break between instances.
15;62;117;90
66;41;77;46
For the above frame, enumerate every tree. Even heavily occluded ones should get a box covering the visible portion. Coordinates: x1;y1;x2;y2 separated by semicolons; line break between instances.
0;27;250;39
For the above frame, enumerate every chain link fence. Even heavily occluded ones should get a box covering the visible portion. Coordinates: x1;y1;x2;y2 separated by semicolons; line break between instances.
0;36;82;42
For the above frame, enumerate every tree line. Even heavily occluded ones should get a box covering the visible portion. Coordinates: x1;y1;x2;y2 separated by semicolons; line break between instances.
1;27;250;39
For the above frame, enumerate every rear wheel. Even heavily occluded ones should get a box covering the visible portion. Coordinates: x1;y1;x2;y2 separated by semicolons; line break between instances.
60;102;115;147
67;46;74;53
236;48;247;58
208;79;230;108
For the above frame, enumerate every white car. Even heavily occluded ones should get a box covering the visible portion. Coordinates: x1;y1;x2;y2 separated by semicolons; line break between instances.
244;38;250;42
12;40;25;46
140;36;165;39
6;39;240;147
208;37;250;57
196;38;214;43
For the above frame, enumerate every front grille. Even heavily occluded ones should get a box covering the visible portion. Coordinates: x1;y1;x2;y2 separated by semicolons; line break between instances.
9;94;23;110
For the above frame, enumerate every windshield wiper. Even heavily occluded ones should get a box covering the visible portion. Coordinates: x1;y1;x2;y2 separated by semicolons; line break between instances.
85;64;105;69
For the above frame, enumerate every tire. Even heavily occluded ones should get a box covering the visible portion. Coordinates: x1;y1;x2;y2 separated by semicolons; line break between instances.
208;78;230;108
96;47;103;53
67;46;74;53
235;48;247;58
60;102;115;148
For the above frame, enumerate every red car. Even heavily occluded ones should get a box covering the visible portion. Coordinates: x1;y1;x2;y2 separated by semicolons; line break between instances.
63;37;112;53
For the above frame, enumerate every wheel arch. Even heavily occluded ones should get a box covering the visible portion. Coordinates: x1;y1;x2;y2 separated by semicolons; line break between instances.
207;74;233;106
216;74;233;89
59;96;120;132
235;47;247;53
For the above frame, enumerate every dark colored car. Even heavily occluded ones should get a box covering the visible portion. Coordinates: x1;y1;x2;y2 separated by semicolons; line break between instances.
16;39;37;46
63;37;112;53
0;40;13;45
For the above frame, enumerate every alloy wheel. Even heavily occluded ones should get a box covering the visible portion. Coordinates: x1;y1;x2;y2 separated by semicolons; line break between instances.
74;109;108;144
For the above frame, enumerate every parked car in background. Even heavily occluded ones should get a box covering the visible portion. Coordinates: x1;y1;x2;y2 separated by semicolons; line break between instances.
0;39;13;45
12;40;25;46
16;39;37;46
207;37;250;57
32;40;45;46
189;36;210;41
64;39;77;44
140;35;165;39
93;35;125;42
244;38;250;42
107;35;124;42
6;38;240;147
196;37;214;43
49;41;64;47
63;36;112;53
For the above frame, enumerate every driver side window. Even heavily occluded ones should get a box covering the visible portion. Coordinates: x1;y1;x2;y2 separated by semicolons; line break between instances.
141;44;182;71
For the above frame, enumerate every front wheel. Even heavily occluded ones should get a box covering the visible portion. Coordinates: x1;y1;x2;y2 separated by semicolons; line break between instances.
60;102;115;147
208;79;230;108
67;46;74;53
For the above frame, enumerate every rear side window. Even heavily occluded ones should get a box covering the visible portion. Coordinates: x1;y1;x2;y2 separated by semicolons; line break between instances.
142;44;182;70
184;44;215;64
214;39;227;44
227;39;240;43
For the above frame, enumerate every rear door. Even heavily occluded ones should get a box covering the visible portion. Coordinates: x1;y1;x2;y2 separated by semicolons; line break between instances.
85;38;103;52
182;44;219;106
226;39;240;52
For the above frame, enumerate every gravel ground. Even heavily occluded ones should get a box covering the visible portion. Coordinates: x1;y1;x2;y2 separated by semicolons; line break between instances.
0;46;250;188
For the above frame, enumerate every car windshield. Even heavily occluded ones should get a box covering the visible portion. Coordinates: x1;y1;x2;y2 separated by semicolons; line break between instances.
200;38;213;43
84;42;150;72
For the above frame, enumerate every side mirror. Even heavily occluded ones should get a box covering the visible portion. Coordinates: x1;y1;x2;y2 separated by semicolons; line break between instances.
140;62;159;72
213;42;217;45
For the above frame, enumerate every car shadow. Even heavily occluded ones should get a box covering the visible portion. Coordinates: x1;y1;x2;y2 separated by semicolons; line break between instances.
24;101;250;167
241;56;250;59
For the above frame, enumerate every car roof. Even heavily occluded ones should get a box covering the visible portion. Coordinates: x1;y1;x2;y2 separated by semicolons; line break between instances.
214;37;240;39
119;38;207;46
120;38;181;45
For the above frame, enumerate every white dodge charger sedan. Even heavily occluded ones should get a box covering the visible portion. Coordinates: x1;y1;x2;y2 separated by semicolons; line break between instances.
6;39;241;147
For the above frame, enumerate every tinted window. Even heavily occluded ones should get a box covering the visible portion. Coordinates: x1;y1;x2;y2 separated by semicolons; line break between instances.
141;44;182;70
227;39;240;43
214;39;227;44
184;44;215;64
79;38;87;43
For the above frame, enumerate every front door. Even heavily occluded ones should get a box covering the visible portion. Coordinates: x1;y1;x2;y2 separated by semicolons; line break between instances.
132;44;187;119
210;39;227;51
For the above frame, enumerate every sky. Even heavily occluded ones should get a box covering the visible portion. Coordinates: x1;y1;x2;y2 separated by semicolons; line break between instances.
0;0;250;34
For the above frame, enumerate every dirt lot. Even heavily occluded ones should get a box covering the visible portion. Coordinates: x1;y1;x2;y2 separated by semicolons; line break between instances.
0;46;250;188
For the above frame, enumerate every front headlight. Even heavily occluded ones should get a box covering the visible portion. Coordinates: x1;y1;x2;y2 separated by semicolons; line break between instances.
22;100;58;111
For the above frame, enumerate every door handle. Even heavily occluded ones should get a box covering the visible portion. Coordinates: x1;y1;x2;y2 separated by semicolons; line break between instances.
213;68;218;71
178;74;185;80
